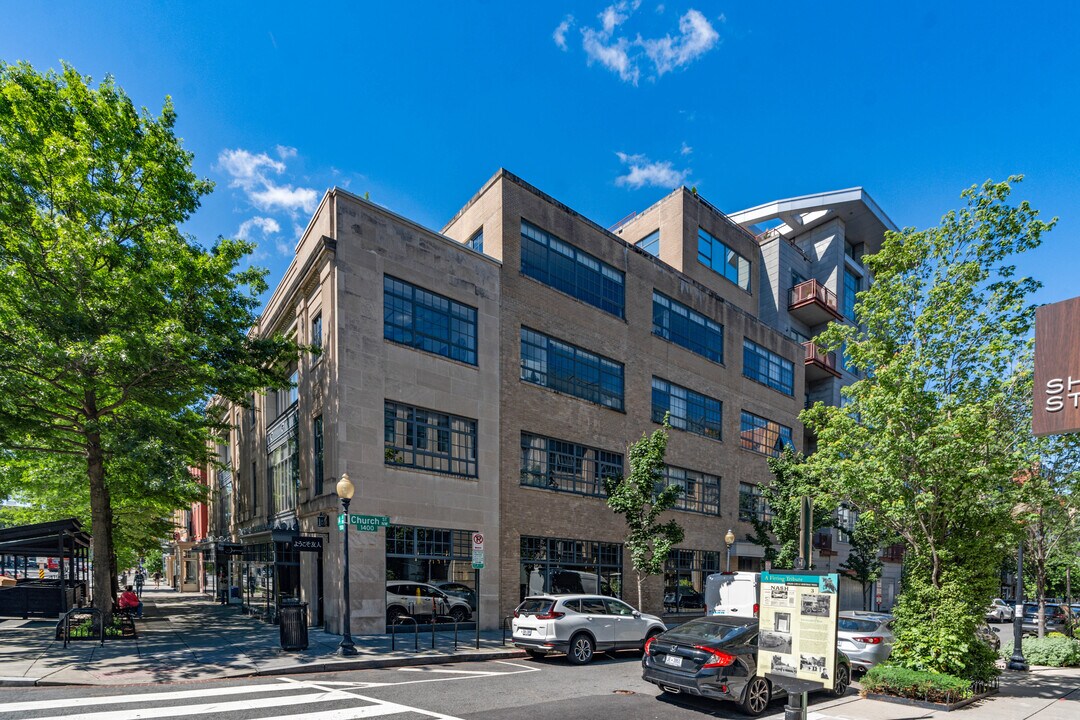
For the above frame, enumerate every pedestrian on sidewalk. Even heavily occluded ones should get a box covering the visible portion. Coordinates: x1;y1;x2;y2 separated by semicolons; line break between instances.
134;571;145;597
118;585;143;619
153;571;161;588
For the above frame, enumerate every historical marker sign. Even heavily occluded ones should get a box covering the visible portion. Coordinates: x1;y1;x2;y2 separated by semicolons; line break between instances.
1034;296;1080;436
757;571;840;692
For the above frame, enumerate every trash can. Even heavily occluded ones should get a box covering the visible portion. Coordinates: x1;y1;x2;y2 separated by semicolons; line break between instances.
279;600;309;651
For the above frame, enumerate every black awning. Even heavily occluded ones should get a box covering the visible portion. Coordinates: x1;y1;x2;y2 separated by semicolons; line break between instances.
0;518;92;556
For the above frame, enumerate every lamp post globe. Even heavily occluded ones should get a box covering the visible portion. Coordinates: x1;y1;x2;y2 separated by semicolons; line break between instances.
337;472;358;656
725;529;735;572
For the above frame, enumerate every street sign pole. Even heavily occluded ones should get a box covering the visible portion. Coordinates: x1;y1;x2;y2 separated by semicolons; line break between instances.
475;566;480;650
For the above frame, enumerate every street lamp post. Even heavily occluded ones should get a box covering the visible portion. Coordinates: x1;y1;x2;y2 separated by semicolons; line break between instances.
336;473;358;656
725;529;735;572
1007;541;1027;671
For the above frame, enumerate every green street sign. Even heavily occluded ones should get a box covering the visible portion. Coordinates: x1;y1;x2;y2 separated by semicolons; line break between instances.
337;513;391;532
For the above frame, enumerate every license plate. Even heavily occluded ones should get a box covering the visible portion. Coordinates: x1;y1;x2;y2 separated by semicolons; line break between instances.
518;628;532;636
664;654;682;668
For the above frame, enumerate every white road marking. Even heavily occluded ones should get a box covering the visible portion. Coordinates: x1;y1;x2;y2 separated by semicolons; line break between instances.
0;681;300;713
31;688;352;720
278;678;464;720
333;661;542;688
396;667;510;675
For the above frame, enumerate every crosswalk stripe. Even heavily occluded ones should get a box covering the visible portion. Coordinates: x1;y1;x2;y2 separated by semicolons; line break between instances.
0;682;299;713
257;703;459;720
32;689;352;720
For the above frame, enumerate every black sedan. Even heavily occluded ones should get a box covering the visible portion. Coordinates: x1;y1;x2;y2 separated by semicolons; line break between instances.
641;616;851;716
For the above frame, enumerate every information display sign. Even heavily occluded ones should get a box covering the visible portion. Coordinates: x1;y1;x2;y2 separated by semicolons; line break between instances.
757;571;840;690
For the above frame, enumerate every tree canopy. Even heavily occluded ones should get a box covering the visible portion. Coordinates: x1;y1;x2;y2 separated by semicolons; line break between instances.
0;61;300;612
803;177;1054;679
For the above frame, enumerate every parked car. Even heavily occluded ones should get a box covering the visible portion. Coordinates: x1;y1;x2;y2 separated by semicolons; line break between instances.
1021;603;1073;636
986;598;1012;622
641;615;851;716
704;571;760;618
435;581;477;610
664;589;705;610
512;594;666;664
385;581;472;623
837;611;893;673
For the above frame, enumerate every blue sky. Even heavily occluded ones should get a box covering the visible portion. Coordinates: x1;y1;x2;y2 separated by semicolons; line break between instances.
4;1;1079;306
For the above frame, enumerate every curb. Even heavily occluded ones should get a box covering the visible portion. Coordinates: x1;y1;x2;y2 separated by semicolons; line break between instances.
248;648;528;677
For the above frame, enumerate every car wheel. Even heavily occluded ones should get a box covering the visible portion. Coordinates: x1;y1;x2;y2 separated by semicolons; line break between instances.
387;606;408;624
831;663;850;697
567;633;595;665
450;606;469;623
525;649;545;660
739;676;771;716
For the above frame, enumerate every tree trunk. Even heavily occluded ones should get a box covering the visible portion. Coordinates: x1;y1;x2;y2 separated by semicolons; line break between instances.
637;573;644;612
86;428;115;616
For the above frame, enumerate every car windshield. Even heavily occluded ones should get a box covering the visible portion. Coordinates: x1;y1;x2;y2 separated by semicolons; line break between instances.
666;618;755;644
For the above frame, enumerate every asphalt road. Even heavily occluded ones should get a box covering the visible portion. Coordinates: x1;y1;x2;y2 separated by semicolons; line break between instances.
0;651;860;720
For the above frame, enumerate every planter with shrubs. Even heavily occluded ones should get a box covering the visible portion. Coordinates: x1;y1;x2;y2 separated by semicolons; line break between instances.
861;665;999;711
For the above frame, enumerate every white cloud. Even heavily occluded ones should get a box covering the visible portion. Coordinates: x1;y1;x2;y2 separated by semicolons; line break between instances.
582;29;639;85
615;151;689;189
572;4;719;84
237;216;281;240
217;147;318;215
680;142;693;156
553;16;573;50
640;9;720;76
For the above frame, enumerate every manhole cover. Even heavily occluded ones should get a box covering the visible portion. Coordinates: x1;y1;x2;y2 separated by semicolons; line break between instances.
613;689;636;695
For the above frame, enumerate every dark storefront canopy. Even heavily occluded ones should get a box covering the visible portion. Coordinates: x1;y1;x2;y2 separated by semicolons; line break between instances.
0;518;92;618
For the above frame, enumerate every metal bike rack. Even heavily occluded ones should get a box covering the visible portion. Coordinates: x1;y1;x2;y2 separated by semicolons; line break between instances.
501;615;515;646
60;607;104;648
432;615;461;651
391;616;419;652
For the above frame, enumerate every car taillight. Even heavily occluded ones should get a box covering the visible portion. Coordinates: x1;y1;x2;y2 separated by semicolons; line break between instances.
753;603;759;616
695;645;736;668
853;636;882;644
513;610;520;618
644;635;656;655
535;611;564;620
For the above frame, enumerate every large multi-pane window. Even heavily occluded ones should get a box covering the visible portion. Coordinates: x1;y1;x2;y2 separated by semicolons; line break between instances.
520;535;623;601
653;291;724;363
520;433;623;497
520;220;625;317
312;415;324;496
739;482;773;523
743;339;795;396
697;227;751;291
651;377;722;440
665;549;720;602
384;401;478;477
383;275;478;365
662;466;721;515
843;268;860;321
520;327;624;410
385;525;476;606
638;229;660;257
267;405;298;516
740;410;794;456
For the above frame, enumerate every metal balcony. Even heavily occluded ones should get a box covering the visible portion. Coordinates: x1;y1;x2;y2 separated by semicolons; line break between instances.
803;341;841;381
789;279;842;326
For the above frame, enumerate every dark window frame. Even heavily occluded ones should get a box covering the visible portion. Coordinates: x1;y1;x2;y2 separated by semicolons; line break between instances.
697;227;751;292
651;376;722;440
520;220;625;318
739;409;794;457
313;415;324;496
520;327;624;411
652;290;724;363
384;401;478;478
383;275;478;365
742;338;795;396
520;432;623;497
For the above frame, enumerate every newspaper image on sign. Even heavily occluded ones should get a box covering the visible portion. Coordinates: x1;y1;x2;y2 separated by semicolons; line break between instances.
756;571;840;691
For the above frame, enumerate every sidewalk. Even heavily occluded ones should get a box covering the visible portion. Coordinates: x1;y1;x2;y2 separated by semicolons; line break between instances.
0;587;523;686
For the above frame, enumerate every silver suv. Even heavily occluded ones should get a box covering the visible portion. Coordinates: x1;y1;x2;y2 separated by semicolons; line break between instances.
512;594;666;664
386;581;472;623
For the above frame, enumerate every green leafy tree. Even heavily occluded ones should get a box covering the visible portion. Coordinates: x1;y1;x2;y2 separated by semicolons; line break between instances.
0;62;300;614
803;177;1053;680
744;447;837;569
839;516;887;610
605;423;684;611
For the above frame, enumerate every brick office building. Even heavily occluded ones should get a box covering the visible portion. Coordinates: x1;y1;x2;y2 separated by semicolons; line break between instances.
204;169;893;634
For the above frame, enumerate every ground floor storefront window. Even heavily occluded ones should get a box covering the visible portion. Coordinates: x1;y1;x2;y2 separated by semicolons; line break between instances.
519;535;623;601
385;524;477;622
664;548;719;610
240;539;300;622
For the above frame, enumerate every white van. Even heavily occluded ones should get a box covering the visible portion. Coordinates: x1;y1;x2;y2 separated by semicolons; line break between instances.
704;571;759;617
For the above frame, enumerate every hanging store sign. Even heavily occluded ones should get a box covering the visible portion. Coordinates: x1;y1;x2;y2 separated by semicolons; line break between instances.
217;543;244;557
290;536;323;552
1034;296;1080;436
